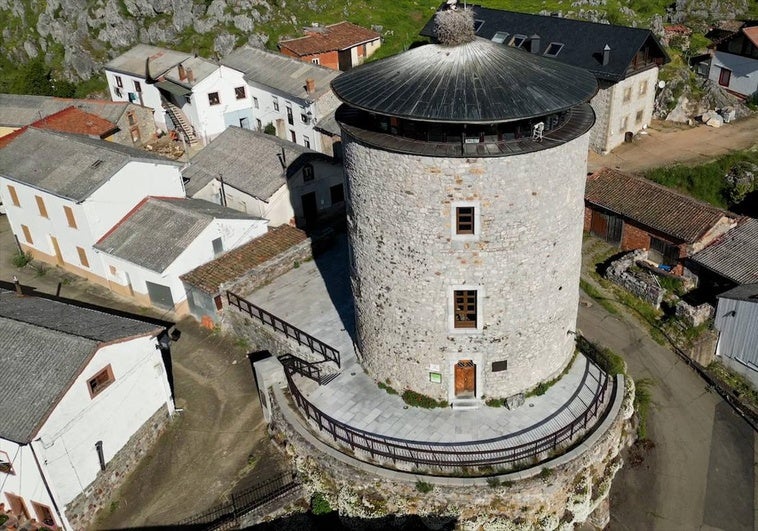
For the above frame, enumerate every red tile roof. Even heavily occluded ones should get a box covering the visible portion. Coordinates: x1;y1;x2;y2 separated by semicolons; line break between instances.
279;21;381;56
744;26;758;48
0;106;117;149
585;168;731;243
180;225;308;294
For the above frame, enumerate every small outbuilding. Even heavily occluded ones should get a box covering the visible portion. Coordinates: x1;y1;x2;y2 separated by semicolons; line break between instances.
714;283;758;388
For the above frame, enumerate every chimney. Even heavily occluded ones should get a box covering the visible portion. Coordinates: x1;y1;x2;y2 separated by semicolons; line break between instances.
178;63;187;81
305;78;315;94
186;67;195;83
602;44;611;66
529;34;540;54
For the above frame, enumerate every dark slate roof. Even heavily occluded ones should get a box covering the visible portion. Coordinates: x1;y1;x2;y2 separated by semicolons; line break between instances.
95;197;260;273
585;168;730;243
181;225;308;294
330;38;597;123
0;128;177;201
222;46;341;101
690;218;758;285
0;288;162;443
183;126;315;199
718;283;758;302
420;5;669;82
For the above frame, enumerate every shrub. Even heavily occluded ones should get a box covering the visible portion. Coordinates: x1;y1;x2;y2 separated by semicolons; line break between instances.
539;467;553;480
415;480;433;493
378;381;398;395
11;250;33;268
263;122;276;135
311;492;332;515
401;389;448;408
634;378;653;439
486;477;501;488
485;397;504;407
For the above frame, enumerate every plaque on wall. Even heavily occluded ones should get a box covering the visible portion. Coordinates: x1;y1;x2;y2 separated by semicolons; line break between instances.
492;360;508;372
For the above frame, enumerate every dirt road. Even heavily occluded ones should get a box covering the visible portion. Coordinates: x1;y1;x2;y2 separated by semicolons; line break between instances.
588;113;758;174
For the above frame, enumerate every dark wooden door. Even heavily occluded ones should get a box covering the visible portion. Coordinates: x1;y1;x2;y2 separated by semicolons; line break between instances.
455;360;476;398
301;192;318;229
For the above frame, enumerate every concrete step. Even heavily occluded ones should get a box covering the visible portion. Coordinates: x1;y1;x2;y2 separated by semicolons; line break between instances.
451;398;482;410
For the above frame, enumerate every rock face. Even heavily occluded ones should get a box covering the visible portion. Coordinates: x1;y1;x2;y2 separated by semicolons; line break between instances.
0;0;277;80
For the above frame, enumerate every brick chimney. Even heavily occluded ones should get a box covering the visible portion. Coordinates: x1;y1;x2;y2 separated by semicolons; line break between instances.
305;78;315;94
529;34;540;54
178;63;187;81
186;67;195;83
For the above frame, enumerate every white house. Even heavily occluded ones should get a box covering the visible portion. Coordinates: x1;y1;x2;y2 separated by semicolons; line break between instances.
182;126;345;227
0;288;175;530
706;24;758;99
104;44;254;145
221;46;342;155
94;196;268;314
0;128;185;287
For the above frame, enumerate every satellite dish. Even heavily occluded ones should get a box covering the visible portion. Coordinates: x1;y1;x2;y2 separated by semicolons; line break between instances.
658;80;666;89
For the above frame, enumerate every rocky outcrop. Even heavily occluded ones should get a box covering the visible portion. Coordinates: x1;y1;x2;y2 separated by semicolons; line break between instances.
0;0;277;80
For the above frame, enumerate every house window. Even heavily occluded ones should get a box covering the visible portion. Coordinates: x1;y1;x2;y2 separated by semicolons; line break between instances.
130;126;141;143
77;246;90;267
272;97;280;111
286;105;294;125
253;96;259;109
303;135;311;148
64;205;77;228
109;265;118;276
290;130;296;143
453;290;478;329
311;58;320;65
134;80;141;92
456;206;475;235
301;113;309;124
491;31;509;44
21;225;32;244
186;94;191;105
212;237;223;256
115;76;123;88
256;118;262;130
208;92;220;105
544;42;564;56
620;115;629;131
330;183;344;205
510;34;527;47
31;501;55;527
7;184;20;207
5;493;29;519
235;86;246;99
639;80;647;96
0;451;14;474
718;67;731;87
87;364;115;398
35;195;48;218
635;110;644;124
303;164;314;181
623;86;632;102
114;87;123;98
127;111;136;126
473;19;484;32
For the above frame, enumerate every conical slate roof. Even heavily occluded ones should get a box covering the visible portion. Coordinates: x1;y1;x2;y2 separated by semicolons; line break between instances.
331;38;597;123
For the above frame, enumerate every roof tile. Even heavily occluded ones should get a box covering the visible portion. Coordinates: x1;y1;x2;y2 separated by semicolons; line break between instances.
279;21;381;56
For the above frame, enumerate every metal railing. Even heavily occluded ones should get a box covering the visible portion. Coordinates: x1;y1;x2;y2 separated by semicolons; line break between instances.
227;291;340;367
280;353;322;385
283;360;615;468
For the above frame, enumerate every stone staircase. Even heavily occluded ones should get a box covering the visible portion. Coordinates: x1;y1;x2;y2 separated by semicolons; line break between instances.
162;100;199;145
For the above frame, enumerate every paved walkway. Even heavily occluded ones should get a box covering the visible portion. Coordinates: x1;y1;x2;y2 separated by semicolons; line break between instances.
246;235;612;451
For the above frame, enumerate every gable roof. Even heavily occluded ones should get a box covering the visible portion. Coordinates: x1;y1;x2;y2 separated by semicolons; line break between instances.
183;126;320;199
0;288;163;443
0;128;177;201
0;93;134;128
718;283;758;303
222;46;340;102
690;218;758;285
419;5;669;82
181;224;308;294
95;197;261;273
585;168;731;243
279;21;381;56
105;44;218;88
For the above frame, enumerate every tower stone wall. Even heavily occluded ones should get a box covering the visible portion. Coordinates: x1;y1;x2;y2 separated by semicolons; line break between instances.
344;131;590;401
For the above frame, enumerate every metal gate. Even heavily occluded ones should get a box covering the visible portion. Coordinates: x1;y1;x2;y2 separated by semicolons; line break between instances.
146;281;175;310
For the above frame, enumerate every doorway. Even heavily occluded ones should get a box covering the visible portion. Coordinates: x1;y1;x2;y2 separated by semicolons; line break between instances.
301;192;318;229
454;359;476;398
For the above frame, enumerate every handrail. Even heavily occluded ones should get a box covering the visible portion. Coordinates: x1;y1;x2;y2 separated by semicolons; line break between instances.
280;353;322;385
227;291;340;368
282;360;615;468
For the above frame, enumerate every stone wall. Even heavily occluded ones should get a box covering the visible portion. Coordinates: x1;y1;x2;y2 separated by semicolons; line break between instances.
675;299;715;328
343;131;590;401
265;377;635;530
65;407;172;530
589;81;612;153
605;250;665;308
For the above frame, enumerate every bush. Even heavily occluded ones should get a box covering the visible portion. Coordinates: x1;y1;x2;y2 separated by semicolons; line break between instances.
263;122;276;135
539;467;553;480
11;250;33;268
415;480;433;493
576;336;626;376
310;492;332;515
634;378;654;439
378;381;398;395
485;397;504;407
401;389;448;408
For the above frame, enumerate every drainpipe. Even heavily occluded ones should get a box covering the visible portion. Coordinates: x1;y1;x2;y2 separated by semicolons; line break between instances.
218;174;227;207
29;442;67;530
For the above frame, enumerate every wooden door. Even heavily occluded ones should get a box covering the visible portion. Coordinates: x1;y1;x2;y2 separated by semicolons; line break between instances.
454;360;476;398
50;236;63;266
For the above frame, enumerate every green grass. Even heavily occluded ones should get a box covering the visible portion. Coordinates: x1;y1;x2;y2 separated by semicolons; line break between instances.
310;492;332;515
576;336;626;376
579;278;620;316
11;250;33;268
708;360;758;411
633;378;653;439
378;381;398;395
415;479;434;493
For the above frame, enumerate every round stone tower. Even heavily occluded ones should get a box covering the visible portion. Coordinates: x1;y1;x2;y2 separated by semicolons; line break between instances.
332;32;597;403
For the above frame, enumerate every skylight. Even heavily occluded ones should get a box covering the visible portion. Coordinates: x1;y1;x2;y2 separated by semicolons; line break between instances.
492;31;509;44
544;42;565;57
510;34;527;48
474;19;484;33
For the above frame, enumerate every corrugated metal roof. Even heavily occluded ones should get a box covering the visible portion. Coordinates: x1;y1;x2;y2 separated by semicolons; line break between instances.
330;38;597;123
0;128;177;201
183;126;315;199
95;197;260;273
0;288;162;443
718;283;758;302
222;46;341;102
585;168;730;243
420;5;669;82
181;224;308;294
691;218;758;285
279;21;381;55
